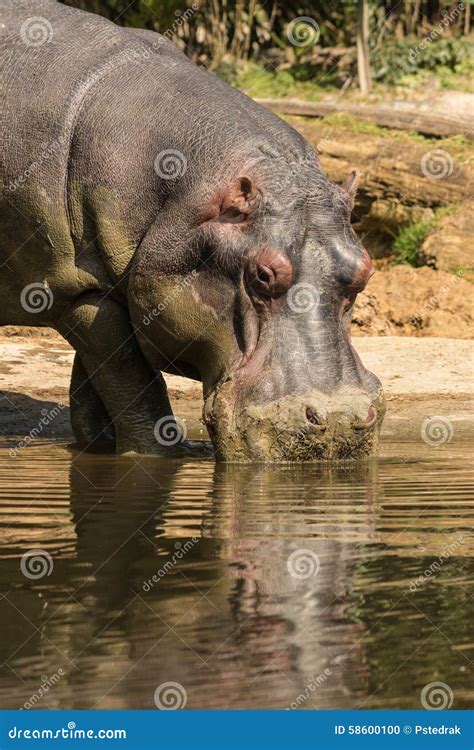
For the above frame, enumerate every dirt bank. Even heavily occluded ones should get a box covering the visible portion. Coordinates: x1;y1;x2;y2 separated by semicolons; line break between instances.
353;265;473;337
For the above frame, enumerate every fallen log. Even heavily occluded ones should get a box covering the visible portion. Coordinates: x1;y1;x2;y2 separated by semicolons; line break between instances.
256;98;474;140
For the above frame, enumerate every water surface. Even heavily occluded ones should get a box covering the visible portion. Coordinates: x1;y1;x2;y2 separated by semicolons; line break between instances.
0;422;472;710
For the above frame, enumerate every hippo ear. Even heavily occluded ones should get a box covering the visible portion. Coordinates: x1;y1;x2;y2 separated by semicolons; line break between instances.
215;176;260;223
341;170;359;206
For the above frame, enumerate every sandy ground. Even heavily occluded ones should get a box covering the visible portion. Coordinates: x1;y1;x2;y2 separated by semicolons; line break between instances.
0;329;472;439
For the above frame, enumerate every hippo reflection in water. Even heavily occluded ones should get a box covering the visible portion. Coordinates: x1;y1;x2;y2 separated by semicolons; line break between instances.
0;0;385;460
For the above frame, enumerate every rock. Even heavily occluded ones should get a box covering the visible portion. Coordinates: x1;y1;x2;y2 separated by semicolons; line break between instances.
421;202;474;279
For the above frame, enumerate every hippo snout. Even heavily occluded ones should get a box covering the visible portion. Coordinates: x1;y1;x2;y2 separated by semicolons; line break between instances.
303;393;380;431
204;385;385;462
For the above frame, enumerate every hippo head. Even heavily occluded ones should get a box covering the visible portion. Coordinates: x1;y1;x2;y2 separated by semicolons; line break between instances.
128;146;385;461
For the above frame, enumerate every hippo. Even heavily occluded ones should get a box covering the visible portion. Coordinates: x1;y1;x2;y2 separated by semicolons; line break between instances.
0;0;385;461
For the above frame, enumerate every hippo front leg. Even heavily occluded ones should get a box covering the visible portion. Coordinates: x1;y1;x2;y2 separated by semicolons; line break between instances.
69;354;116;450
58;294;176;454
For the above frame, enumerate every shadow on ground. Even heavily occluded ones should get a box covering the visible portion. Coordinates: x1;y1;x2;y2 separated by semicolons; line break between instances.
0;391;71;438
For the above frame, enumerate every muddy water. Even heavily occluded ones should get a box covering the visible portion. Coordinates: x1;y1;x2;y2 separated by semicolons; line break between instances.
0;423;472;710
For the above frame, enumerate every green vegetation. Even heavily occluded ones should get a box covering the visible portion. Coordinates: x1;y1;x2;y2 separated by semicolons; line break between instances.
63;1;473;96
371;36;473;86
392;222;432;267
316;114;410;138
218;63;330;101
392;204;461;267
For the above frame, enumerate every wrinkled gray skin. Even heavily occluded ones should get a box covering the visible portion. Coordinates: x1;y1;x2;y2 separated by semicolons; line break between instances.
0;0;385;461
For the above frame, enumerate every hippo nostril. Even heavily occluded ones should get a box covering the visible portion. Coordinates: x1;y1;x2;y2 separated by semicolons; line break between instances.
353;405;378;430
352;406;377;430
366;405;377;425
257;266;272;284
306;407;320;425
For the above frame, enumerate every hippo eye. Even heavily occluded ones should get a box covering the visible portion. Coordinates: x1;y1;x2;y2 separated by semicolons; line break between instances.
244;249;293;300
342;295;356;315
